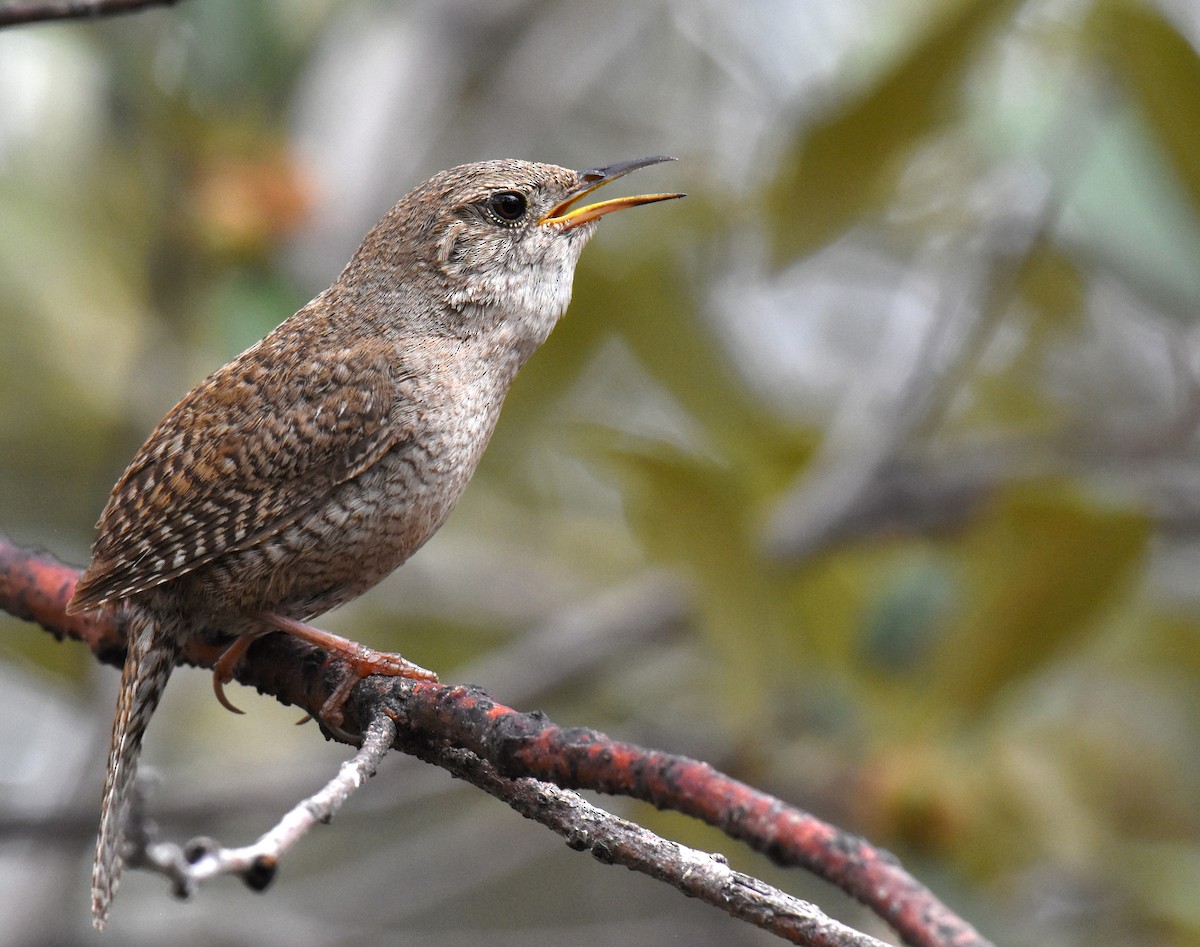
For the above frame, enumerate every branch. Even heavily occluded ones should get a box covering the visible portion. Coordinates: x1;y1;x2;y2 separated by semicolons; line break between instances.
368;683;985;947
126;710;887;947
0;0;188;26
127;714;399;898
411;742;890;947
0;533;991;947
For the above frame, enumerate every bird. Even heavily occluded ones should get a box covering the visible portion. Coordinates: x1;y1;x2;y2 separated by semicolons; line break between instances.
65;156;683;929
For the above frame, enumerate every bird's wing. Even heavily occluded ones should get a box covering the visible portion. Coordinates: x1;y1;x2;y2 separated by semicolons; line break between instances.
69;337;413;611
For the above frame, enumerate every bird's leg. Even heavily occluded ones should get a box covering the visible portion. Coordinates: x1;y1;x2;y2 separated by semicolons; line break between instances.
262;613;438;727
210;633;267;715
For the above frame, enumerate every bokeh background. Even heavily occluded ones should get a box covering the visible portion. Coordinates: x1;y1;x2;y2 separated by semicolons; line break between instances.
2;0;1200;944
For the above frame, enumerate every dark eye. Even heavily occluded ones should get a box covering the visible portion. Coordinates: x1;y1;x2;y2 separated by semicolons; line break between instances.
486;191;528;223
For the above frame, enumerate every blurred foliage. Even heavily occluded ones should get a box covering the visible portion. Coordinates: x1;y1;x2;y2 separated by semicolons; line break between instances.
2;0;1200;945
1096;0;1200;216
766;0;1026;257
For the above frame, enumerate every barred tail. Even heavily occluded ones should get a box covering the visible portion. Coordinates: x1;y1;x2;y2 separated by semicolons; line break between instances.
92;606;181;930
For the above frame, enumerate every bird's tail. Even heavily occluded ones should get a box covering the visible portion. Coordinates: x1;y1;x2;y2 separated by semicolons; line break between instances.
92;605;181;930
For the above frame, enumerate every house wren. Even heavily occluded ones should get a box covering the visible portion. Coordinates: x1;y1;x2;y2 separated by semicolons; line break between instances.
66;156;683;928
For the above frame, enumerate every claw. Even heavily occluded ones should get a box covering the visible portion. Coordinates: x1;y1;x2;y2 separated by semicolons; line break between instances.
210;634;260;715
212;672;245;715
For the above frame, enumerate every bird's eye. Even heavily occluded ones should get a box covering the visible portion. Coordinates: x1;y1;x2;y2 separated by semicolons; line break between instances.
486;191;528;223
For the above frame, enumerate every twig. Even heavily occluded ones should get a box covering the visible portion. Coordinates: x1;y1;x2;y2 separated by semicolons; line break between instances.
0;0;188;26
418;743;891;947
125;714;397;898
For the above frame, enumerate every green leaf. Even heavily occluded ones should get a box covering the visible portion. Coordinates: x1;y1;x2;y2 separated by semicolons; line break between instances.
766;0;1021;257
604;442;800;724
1098;0;1200;220
926;481;1151;712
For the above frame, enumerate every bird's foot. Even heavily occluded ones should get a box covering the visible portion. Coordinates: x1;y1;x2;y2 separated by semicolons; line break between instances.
263;612;438;729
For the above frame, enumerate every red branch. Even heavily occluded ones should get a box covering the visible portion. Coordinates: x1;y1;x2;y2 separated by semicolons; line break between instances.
0;0;189;27
0;534;991;947
376;690;982;947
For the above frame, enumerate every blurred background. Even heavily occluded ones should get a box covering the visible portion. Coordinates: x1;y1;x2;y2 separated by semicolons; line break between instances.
2;0;1199;944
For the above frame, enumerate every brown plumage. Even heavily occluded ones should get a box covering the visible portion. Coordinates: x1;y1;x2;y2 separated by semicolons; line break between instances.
67;157;682;928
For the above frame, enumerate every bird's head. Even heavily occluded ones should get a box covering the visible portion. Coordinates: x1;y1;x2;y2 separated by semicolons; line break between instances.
350;156;683;355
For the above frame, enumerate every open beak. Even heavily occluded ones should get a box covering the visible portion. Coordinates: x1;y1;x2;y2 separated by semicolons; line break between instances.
539;155;685;230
